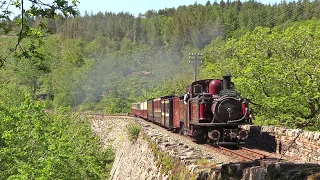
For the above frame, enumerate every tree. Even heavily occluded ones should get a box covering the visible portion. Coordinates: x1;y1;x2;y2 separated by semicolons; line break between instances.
203;20;320;130
0;0;79;67
0;84;114;179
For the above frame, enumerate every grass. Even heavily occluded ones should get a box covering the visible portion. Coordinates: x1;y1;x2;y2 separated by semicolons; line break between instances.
196;159;216;168
126;123;141;142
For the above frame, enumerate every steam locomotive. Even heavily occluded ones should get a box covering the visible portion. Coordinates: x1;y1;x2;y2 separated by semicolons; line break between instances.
132;75;252;145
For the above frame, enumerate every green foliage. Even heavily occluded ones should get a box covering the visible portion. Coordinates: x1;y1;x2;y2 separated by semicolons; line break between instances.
43;97;54;109
203;20;320;130
1;2;320;179
78;94;99;111
0;0;79;67
126;123;141;142
0;84;114;179
3;0;320;131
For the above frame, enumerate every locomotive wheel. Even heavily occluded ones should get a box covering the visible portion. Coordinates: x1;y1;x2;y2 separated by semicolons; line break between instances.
191;129;206;144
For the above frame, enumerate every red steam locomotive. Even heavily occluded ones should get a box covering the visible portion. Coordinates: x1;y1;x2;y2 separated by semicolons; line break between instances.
132;75;252;145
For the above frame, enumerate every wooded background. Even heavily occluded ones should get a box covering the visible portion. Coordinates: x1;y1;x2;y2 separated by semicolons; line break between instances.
1;1;320;129
1;0;320;178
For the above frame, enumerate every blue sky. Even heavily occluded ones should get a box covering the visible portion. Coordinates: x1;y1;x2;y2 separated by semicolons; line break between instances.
7;0;281;18
77;0;281;16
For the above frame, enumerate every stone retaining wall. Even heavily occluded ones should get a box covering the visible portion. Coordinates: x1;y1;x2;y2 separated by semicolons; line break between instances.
221;159;320;180
92;116;320;179
92;116;168;180
241;125;320;164
92;116;224;179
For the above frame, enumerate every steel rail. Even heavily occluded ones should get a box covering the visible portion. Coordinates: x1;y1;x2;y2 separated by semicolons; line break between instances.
218;146;257;161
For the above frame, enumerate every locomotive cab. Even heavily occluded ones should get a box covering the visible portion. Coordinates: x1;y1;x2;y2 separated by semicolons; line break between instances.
193;84;203;96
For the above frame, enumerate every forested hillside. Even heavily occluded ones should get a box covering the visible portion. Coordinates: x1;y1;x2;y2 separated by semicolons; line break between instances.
1;0;320;178
1;1;320;129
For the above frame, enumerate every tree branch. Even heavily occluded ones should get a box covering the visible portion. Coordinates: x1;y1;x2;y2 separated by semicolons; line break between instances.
6;0;13;11
16;0;24;50
249;100;262;107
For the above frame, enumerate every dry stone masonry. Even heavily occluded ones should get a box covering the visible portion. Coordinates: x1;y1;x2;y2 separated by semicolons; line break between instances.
241;125;320;164
92;116;169;180
91;115;232;179
91;115;320;180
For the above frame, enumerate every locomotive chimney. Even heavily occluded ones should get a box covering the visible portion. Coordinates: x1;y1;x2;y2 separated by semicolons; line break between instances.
222;74;231;90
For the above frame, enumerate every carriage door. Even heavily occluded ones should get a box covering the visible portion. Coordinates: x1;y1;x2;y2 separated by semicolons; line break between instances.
184;102;190;129
161;99;166;127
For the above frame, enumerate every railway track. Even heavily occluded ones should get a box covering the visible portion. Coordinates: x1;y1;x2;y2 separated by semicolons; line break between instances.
212;146;273;162
134;116;276;162
89;114;276;162
187;136;275;162
81;112;132;118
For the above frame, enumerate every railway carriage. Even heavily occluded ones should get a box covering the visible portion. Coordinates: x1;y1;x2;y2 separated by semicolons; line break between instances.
173;96;182;130
153;97;162;124
147;99;154;121
136;102;141;117
153;96;175;129
132;103;138;116
141;101;148;119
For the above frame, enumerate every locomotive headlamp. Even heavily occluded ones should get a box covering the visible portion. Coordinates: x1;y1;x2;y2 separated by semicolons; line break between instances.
238;130;248;140
209;130;220;141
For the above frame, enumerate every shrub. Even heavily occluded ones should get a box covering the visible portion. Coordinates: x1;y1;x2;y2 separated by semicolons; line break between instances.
126;123;141;142
78;102;97;111
0;84;114;179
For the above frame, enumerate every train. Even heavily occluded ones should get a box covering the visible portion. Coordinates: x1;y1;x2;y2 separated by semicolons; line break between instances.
132;74;253;145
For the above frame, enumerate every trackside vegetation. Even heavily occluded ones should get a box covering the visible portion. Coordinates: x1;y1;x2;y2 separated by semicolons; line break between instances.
203;20;320;130
1;1;320;132
0;84;114;179
1;0;320;178
126;123;142;142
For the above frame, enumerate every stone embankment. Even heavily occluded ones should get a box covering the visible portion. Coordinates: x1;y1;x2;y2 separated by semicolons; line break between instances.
91;115;165;180
91;115;233;179
241;125;320;164
91;115;320;180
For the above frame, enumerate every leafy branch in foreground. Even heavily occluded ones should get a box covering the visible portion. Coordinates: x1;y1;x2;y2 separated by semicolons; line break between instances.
0;0;79;68
0;83;114;179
